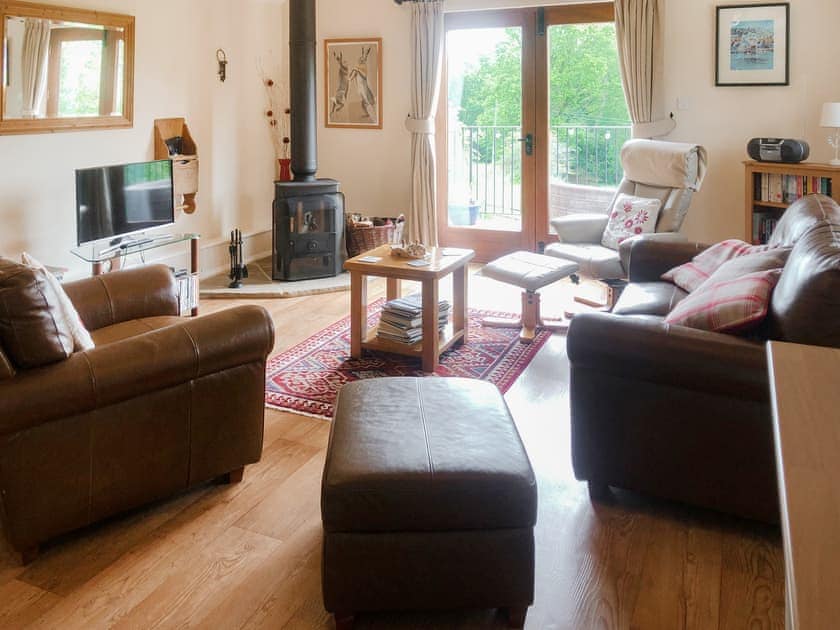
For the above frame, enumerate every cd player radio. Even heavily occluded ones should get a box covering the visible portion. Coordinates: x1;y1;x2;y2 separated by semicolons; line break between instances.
747;138;810;164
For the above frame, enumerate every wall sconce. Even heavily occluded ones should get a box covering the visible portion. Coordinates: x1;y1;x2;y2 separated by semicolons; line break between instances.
216;49;228;82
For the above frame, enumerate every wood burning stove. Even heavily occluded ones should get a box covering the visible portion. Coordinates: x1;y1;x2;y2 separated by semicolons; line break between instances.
273;179;344;281
272;0;345;281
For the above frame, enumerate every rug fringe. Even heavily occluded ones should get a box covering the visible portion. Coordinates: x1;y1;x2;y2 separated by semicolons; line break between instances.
264;402;332;421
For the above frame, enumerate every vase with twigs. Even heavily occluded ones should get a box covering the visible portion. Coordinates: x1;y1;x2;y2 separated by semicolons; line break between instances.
259;62;291;181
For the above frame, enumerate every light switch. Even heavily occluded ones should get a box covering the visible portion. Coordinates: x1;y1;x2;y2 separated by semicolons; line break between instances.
676;97;692;111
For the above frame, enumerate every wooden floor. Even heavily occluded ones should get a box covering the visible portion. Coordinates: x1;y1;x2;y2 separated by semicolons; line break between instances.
0;273;786;629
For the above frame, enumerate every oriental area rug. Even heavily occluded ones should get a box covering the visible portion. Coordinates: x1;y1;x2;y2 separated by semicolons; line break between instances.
265;300;552;420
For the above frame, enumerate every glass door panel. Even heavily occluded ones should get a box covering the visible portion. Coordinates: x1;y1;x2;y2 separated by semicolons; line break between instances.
447;27;523;233
439;10;536;261
544;20;630;237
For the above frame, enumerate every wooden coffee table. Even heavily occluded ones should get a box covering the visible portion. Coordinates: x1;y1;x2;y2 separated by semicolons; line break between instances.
344;245;475;373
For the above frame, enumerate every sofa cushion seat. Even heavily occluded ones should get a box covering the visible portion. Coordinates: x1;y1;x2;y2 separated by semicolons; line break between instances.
90;316;184;346
544;242;624;279
612;282;688;317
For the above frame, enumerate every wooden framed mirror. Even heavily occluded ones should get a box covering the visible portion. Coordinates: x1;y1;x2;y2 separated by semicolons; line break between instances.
0;1;134;135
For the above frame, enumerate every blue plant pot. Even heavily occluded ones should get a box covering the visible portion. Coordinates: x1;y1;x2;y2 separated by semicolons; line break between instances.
449;203;481;226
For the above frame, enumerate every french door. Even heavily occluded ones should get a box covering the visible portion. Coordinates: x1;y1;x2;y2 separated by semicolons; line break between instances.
437;3;622;262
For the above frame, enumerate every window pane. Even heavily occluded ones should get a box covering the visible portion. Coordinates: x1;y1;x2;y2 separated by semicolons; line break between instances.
446;27;523;232
548;23;631;231
58;39;103;117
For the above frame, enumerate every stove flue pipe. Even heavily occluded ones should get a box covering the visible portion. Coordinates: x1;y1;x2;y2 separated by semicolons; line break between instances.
289;0;317;182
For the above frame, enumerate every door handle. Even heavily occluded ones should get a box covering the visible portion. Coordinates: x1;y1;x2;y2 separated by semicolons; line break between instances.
518;133;533;156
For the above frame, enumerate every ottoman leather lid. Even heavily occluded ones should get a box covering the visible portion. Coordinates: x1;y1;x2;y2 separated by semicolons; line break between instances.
322;377;537;533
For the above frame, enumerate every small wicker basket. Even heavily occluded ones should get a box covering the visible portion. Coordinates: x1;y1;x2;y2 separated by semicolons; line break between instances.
346;214;405;257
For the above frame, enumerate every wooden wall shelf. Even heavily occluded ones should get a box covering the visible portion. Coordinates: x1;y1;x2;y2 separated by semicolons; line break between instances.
154;118;199;214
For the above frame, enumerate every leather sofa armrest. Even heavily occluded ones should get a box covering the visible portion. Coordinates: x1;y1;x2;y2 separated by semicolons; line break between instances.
550;214;609;243
617;232;687;272
63;265;179;331
567;313;768;400
619;238;708;283
0;305;275;437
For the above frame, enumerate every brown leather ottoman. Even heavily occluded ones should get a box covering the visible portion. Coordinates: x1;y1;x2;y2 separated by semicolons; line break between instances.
321;377;537;629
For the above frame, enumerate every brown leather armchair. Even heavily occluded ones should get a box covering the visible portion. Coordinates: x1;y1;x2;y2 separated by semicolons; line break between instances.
0;265;274;561
567;194;840;523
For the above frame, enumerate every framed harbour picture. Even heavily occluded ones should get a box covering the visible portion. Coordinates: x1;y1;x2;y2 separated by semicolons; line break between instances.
716;3;789;86
325;38;382;129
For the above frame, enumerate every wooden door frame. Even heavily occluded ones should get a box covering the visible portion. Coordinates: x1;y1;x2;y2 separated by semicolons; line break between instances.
436;3;616;261
436;8;537;263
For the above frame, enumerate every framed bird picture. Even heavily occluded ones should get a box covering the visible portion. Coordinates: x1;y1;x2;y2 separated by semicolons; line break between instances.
325;38;383;129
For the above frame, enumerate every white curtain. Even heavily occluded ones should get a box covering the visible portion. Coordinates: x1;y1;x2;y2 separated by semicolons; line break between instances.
614;0;674;138
21;18;51;119
404;0;444;245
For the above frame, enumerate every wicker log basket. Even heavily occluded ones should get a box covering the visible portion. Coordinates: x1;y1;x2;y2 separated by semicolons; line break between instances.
345;214;405;257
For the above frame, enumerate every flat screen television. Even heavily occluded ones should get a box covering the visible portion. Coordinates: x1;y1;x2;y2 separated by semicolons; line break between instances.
76;159;175;246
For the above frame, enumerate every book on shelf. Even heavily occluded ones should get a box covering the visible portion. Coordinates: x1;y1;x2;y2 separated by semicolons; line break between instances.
751;212;779;245
376;293;450;345
754;173;833;205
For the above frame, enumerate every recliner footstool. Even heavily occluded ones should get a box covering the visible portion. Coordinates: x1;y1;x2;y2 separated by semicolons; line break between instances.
321;377;538;629
481;250;580;342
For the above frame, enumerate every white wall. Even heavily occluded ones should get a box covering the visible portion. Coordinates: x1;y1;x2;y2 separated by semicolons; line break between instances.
663;0;840;243
316;0;840;245
0;0;284;277
316;0;412;218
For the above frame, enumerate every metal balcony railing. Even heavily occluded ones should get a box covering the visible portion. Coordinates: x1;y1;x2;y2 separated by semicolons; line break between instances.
448;124;632;218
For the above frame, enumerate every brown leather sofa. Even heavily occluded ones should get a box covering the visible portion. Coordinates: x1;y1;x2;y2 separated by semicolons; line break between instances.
0;265;274;561
567;194;840;523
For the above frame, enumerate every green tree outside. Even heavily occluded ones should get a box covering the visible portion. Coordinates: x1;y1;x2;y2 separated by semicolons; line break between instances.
58;40;103;117
456;23;630;185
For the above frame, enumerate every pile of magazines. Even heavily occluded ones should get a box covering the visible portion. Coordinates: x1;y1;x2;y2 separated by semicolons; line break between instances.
377;294;450;345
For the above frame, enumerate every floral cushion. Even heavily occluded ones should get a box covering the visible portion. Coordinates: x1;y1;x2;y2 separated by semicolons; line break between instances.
662;239;772;293
601;194;662;250
664;268;782;333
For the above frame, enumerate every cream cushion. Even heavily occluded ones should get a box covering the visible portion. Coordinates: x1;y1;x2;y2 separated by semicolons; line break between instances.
21;253;95;352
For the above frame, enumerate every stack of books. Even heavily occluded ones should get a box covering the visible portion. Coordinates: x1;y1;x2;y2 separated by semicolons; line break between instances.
377;294;450;345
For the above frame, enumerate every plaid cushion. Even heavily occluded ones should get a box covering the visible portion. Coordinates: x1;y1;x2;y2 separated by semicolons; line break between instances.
662;239;771;292
664;268;782;333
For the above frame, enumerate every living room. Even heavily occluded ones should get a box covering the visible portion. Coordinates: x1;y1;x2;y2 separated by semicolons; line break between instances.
1;0;839;627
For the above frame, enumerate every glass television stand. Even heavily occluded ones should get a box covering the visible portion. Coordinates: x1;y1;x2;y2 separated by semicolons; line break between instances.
71;233;200;316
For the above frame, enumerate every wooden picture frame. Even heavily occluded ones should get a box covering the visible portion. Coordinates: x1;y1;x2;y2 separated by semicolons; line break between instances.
325;37;382;129
716;3;789;87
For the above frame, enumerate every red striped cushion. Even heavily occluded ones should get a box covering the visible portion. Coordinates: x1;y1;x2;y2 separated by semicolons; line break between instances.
662;239;771;292
664;269;782;333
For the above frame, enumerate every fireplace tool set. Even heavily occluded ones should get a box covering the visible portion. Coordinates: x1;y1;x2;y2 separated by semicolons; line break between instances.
228;229;249;288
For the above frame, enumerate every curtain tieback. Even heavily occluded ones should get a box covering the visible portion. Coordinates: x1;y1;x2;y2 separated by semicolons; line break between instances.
405;116;435;134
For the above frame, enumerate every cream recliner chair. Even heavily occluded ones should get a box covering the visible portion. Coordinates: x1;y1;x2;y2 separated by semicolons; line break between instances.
544;139;708;279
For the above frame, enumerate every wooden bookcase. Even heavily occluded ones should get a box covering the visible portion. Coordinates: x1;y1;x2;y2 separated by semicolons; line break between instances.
744;160;840;244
